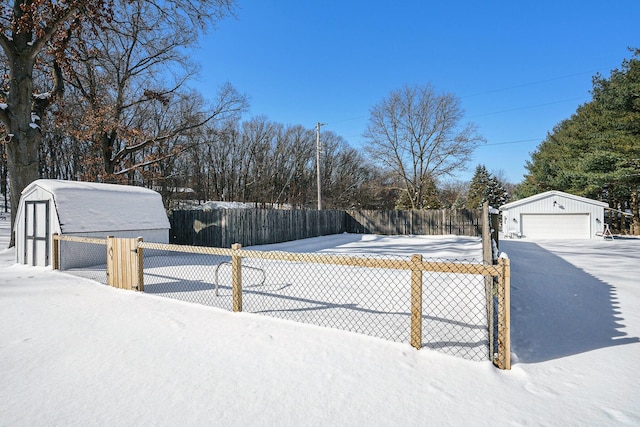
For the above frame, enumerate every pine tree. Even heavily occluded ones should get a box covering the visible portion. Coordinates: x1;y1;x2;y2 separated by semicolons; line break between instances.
466;165;509;209
466;165;491;209
484;176;510;207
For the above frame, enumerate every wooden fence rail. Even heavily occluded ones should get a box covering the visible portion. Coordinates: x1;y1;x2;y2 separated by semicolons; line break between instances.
52;234;143;291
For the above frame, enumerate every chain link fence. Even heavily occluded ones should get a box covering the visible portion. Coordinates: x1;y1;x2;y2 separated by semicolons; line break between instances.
139;242;509;364
142;248;233;310
53;236;510;368
53;235;108;285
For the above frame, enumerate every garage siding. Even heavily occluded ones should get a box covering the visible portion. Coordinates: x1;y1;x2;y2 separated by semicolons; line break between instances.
500;191;608;240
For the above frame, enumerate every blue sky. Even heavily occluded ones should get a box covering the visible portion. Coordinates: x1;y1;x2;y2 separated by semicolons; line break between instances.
194;0;640;184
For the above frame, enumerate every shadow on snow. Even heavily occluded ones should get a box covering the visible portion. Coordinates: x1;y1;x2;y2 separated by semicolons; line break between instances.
501;240;639;364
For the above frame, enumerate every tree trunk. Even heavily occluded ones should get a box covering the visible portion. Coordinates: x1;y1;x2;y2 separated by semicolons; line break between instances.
5;54;41;247
613;198;623;233
631;190;640;236
6;134;41;246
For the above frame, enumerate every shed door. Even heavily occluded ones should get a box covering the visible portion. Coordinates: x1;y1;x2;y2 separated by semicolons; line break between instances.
521;213;590;239
24;200;50;266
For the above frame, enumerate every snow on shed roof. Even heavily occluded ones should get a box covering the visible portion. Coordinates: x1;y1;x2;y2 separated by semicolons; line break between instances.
500;190;608;210
22;179;170;233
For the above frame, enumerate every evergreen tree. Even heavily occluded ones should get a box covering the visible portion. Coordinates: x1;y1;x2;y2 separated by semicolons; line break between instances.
484;175;510;207
466;165;491;209
466;165;509;208
519;48;640;234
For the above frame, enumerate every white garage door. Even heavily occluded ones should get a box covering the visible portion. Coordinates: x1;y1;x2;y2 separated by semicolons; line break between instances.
521;213;590;239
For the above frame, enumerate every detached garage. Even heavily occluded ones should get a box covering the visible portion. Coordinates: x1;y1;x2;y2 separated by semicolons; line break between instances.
14;179;170;267
500;190;608;240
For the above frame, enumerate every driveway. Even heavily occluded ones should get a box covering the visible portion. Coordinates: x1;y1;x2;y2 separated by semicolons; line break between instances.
500;237;640;363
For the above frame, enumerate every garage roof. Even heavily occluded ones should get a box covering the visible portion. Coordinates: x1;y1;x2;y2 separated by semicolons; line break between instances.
500;190;608;210
21;179;170;233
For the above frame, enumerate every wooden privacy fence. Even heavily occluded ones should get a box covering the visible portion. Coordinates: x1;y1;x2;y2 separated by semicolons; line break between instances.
52;234;511;369
169;208;484;247
345;209;482;236
169;208;346;247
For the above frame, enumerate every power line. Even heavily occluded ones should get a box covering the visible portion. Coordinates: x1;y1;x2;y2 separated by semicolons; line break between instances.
314;66;617;149
336;95;586;129
331;67;610;125
480;138;542;147
460;68;611;99
467;97;586;118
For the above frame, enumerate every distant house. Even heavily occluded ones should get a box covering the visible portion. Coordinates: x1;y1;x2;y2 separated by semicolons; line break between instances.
500;190;608;240
15;179;170;267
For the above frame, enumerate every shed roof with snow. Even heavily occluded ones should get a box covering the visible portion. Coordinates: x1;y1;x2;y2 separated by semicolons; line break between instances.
499;190;608;240
15;179;170;266
25;179;170;233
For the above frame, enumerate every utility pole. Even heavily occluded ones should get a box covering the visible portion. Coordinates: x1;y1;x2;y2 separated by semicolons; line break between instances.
316;122;326;210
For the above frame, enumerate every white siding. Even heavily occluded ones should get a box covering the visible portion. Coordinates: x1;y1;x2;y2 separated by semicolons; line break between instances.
500;191;607;240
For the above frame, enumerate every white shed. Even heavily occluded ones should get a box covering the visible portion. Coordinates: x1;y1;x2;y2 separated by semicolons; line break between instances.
500;190;608;240
15;179;170;267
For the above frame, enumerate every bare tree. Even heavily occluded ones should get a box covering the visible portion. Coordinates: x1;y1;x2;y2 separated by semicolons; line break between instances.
61;0;244;180
239;116;279;203
268;124;315;207
191;118;244;202
165;116;381;210
0;0;237;244
0;0;112;243
221;119;316;208
320;131;371;209
364;84;485;209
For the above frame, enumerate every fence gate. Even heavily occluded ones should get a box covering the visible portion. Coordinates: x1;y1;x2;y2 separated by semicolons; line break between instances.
106;237;143;291
24;200;50;266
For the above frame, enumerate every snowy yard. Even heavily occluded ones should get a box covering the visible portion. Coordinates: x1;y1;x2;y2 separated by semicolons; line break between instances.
1;216;639;425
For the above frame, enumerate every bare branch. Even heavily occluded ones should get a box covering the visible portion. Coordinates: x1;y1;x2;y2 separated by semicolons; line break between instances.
113;147;189;175
364;83;485;208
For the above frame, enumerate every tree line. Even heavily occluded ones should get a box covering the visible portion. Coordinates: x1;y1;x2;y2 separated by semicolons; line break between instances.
2;0;515;254
37;110;498;212
4;1;637;241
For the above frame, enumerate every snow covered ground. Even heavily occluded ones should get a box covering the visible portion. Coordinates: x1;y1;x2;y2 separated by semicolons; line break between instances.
1;215;639;425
